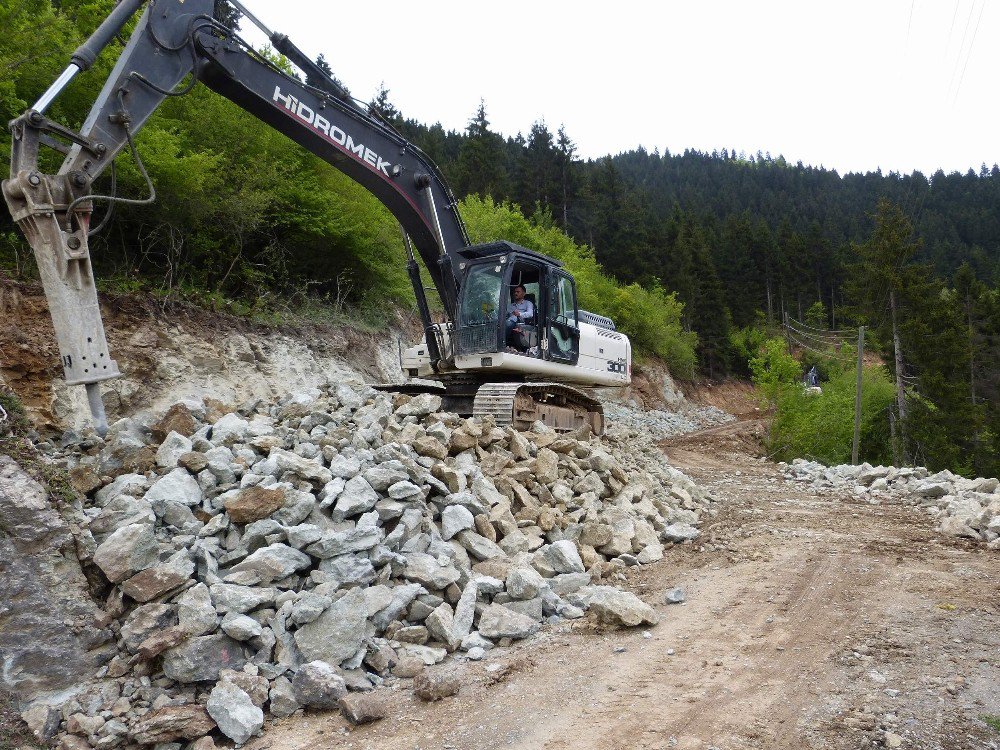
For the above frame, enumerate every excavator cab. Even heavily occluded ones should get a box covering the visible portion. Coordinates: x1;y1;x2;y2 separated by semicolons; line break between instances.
453;242;580;365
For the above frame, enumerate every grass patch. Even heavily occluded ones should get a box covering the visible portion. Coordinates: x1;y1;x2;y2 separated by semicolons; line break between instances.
983;715;1000;733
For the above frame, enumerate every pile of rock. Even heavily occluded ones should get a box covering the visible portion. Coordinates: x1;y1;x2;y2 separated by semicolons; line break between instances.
603;401;733;440
781;459;1000;548
25;383;711;748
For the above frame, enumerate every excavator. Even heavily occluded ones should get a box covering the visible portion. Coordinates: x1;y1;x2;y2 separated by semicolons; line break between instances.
3;0;631;437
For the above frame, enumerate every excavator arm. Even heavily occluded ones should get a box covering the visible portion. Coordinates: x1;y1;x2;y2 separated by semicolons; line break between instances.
4;0;468;431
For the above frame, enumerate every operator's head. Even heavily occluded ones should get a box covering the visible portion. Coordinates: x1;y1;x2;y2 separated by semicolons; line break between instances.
513;284;526;300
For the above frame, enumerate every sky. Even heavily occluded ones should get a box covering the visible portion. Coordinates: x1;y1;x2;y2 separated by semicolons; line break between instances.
236;0;997;177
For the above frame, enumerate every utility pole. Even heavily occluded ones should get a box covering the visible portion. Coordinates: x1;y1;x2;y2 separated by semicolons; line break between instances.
851;326;865;464
890;289;908;463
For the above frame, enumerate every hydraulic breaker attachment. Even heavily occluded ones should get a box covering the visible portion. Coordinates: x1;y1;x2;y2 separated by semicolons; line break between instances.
3;116;120;435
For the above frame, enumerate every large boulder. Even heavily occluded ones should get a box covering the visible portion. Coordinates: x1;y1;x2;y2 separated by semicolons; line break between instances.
162;634;252;683
294;588;367;665
0;457;111;701
581;586;660;627
206;681;263;745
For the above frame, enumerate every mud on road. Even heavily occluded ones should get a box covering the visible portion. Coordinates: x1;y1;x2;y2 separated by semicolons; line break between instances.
254;425;1000;750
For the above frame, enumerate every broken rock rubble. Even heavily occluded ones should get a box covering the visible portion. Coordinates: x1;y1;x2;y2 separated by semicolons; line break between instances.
23;382;715;747
782;459;1000;549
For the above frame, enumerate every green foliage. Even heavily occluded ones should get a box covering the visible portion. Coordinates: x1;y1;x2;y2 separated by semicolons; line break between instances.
767;366;896;465
983;715;1000;734
748;338;800;404
461;195;697;377
729;320;769;377
804;301;827;329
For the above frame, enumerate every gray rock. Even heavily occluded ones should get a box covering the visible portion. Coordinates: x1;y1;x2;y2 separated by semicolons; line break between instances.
330;475;380;521
89;494;155;540
177;583;218;635
402;552;462;590
507;567;546;600
548;572;591;596
396;393;442;417
290;592;332;626
478;604;539;640
292;661;347;709
270;448;332;484
226;543;311;584
503;597;543;622
294;588;367;665
0;457;113;700
371;583;424;631
582;586;660;627
413;669;460;701
328;454;362;479
93;523;159;583
221;613;263;641
210;583;277;613
544;540;585;574
363;463;409;492
451;580;478;642
914;481;950;498
665;587;686;604
661;523;699;543
424;603;459;650
268;676;300;718
94;473;148;506
211;413;252;445
306;525;381;558
285;523;323;549
336;384;366;410
162;634;251;682
143;468;204;512
206;680;263;745
460;632;494;651
456;529;507;561
388;480;423;501
157;431;193;469
441;505;475;540
318;553;376;586
270;489;316;526
339;692;388;724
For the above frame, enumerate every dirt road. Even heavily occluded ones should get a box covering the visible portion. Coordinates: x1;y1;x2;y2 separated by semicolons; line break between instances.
253;430;1000;750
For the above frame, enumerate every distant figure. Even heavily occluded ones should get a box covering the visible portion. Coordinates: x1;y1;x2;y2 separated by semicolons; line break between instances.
807;365;819;387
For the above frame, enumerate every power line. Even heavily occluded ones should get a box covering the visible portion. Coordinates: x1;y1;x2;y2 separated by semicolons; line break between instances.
785;315;857;336
785;331;854;362
952;0;986;104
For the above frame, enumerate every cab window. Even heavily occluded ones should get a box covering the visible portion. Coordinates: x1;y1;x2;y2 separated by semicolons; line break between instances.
550;275;577;326
460;263;503;325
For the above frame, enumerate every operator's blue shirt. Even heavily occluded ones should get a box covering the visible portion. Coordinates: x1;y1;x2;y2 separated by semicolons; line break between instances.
508;299;534;322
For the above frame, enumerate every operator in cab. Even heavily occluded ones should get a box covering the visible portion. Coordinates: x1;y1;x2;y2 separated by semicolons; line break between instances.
505;284;534;348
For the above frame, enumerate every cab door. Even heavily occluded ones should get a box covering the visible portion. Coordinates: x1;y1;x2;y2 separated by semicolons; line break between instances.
545;271;580;364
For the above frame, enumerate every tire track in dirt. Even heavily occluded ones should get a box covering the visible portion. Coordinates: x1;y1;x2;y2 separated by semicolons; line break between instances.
251;439;1000;750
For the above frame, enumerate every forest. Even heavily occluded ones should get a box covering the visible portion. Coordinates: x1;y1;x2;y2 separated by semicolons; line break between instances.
1;0;998;476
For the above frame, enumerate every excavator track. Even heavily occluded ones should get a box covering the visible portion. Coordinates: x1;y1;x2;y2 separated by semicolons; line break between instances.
473;382;604;435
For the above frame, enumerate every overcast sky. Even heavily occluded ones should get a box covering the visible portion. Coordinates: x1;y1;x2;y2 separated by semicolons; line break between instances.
237;0;997;177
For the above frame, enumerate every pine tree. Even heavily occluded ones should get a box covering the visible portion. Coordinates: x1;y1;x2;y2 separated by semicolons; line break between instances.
455;101;508;199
